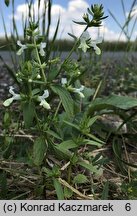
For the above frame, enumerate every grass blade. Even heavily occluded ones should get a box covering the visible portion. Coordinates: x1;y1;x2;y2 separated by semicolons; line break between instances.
46;0;52;42
42;0;47;35
46;17;60;60
12;0;19;39
101;181;109;200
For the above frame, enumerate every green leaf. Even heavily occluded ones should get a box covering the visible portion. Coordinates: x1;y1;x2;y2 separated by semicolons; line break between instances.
51;85;74;117
87;7;94;16
87;116;100;127
78;161;98;173
101;181;109;200
86;133;105;144
3;137;13;159
54;143;73;159
73;20;87;25
33;137;46;166
22;101;35;128
32;88;40;96
30;80;45;84
73;174;88;184
54;148;72;159
63;116;104;145
84;139;103;147
53;178;64;200
5;0;10;7
64;187;73;199
88;94;137;115
83;87;95;101
46;130;62;140
47;68;59;81
63;120;80;130
58;140;77;150
54;140;77;159
3;112;11;127
68;33;77;40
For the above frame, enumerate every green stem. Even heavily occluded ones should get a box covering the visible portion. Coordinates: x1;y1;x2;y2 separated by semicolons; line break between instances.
65;26;88;61
28;81;32;96
53;100;62;120
34;110;41;131
33;38;47;83
58;26;88;75
92;80;102;100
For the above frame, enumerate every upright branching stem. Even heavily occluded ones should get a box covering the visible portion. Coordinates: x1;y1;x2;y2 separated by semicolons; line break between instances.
33;37;47;82
53;100;62;120
58;26;88;75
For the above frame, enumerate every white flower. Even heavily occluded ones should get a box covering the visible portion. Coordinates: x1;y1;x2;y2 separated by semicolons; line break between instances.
72;85;85;98
61;78;67;86
39;42;46;56
28;79;32;83
3;86;21;107
78;31;102;55
78;31;90;53
17;40;27;55
90;36;102;55
61;78;85;98
37;74;41;79
38;90;51;109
